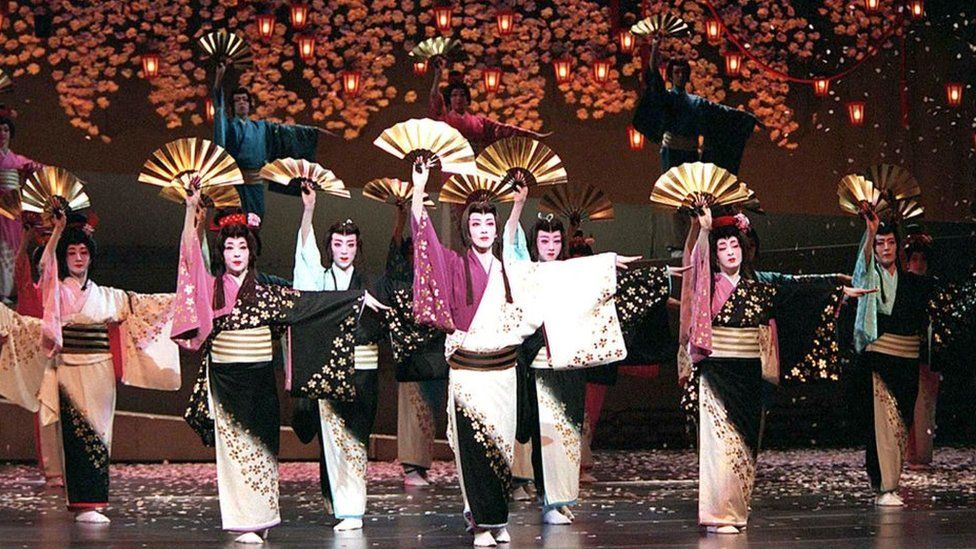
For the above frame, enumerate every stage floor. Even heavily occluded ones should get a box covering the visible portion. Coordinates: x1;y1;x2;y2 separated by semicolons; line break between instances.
2;448;975;548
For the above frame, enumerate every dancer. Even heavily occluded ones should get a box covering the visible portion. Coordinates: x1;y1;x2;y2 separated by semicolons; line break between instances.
212;62;335;218
685;208;869;533
292;184;389;531
903;229;939;467
0;113;43;302
851;212;935;505
410;160;675;546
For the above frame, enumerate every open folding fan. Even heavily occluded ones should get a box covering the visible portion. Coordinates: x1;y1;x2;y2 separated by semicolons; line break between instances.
138;138;244;206
20;166;90;223
158;184;240;209
438;173;516;205
260;158;350;198
837;174;888;216
631;13;689;36
0;186;21;221
865;164;921;203
373;118;477;175
539;184;614;226
649;162;753;213
409;36;462;60
362;177;434;207
0;68;12;93
476;137;568;189
198;30;253;68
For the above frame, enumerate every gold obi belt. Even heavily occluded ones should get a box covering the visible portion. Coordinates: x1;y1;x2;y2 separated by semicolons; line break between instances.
241;169;263;185
354;344;379;371
530;347;550;369
449;346;519;372
662;132;699;152
866;333;921;360
61;324;110;355
0;169;19;191
211;326;273;364
709;326;761;359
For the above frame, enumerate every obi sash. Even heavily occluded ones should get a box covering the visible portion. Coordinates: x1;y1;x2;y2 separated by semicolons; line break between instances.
211;326;273;364
866;332;921;360
61;324;110;355
353;344;379;371
662;132;699;152
449;346;519;372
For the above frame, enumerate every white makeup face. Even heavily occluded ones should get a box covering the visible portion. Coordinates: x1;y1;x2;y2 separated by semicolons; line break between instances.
535;230;562;262
65;243;90;279
223;237;250;276
716;236;742;273
449;88;469;112
467;212;497;252
874;233;898;269
330;233;358;269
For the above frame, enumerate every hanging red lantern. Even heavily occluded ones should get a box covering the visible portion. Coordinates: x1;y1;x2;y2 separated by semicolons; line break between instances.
296;34;315;62
592;58;612;84
813;78;830;98
290;3;310;29
945;82;964;107
723;51;742;76
617;30;635;55
864;0;880;12
141;52;160;79
552;57;572;84
496;8;515;36
847;101;866;126
413;59;428;76
433;4;453;33
340;70;362;97
706;18;721;45
256;12;275;40
204;98;215;122
909;0;924;19
627;125;645;151
482;67;502;93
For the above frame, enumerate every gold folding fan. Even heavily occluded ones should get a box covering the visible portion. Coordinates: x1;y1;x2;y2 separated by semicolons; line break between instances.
20;166;90;223
373;118;477;175
438;173;516;205
409;36;462;60
158;184;241;209
631;13;689;37
864;164;921;203
650;162;753;212
0;69;12;93
198;30;253;68
260;158;351;198
139;138;244;204
837;174;888;216
363;178;434;207
539;184;614;226
890;197;924;222
0;187;21;221
476;137;568;189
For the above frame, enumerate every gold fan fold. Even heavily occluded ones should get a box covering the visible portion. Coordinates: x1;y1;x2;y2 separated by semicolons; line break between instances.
373;118;477;175
649;162;753;212
139;138;244;204
631;13;689;36
198;30;253;68
409;37;461;59
539;184;614;225
891;197;924;222
260;158;350;198
438;173;516;205
0;68;12;93
21;166;91;222
837;174;888;216
476;137;567;189
363;177;434;207
159;184;241;209
0;187;21;221
864;164;921;203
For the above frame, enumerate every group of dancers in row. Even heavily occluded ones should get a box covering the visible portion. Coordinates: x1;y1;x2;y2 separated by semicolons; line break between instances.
0;51;973;548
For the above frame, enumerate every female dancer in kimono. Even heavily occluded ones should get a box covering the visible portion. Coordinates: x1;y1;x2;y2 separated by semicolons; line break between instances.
685;208;870;533
410;160;675;546
0;114;43;302
34;210;181;523
292;185;389;531
173;187;384;544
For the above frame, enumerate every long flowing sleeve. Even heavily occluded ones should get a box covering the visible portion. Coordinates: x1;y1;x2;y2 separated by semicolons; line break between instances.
429;84;446;119
699;100;757;174
631;68;668;143
170;231;216;350
116;292;181;391
502;222;530;263
0;303;48;412
212;86;227;148
293;227;326;291
39;243;62;354
687;229;714;360
267;121;319;162
411;209;457;332
385;237;413;285
482;117;535;143
852;229;880;353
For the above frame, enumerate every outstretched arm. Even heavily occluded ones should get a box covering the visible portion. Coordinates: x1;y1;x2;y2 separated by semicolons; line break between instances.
428;57;447;118
299;182;316;246
410;158;430;223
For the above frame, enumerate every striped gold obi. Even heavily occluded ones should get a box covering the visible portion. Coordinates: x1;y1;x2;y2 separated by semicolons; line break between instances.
354;344;379;371
449;346;519;372
662;132;698;152
61;324;110;355
866;333;921;360
0;169;19;190
530;348;550;369
709;326;761;359
211;326;273;364
241;169;263;185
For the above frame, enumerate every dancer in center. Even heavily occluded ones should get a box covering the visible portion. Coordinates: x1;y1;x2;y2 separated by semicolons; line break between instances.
410;160;674;546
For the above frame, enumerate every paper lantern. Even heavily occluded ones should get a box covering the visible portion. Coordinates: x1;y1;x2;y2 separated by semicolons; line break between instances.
592;58;612;84
496;8;515;36
946;82;964;107
617;30;635;55
483;67;502;93
413;59;428;76
433;4;453;33
296;34;315;62
909;0;924;19
627;125;645;151
205;98;214;122
847;101;866;126
813;78;830;98
552;57;572;84
865;0;880;12
256;12;275;40
341;70;362;97
706;18;721;45
723;51;742;76
290;3;309;29
141;53;160;79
